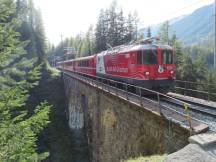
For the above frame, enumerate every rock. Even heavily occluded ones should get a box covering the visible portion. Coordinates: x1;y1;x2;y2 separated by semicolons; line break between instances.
165;144;216;162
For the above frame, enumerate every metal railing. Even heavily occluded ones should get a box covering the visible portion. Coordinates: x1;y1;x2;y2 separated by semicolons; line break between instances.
174;80;216;101
62;70;198;134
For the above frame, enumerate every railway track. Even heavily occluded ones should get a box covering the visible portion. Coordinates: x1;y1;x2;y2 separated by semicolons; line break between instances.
158;94;216;132
162;96;216;118
65;70;216;118
63;70;214;131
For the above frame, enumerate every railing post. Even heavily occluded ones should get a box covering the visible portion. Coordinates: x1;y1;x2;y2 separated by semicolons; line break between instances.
184;103;193;135
101;78;104;90
108;80;110;92
139;88;142;106
126;84;129;100
207;84;210;101
157;93;162;115
115;82;118;96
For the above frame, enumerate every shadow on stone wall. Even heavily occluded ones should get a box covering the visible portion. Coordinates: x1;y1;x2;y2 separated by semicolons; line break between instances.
64;75;190;162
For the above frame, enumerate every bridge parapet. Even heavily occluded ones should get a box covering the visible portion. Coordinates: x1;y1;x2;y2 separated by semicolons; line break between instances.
62;71;208;162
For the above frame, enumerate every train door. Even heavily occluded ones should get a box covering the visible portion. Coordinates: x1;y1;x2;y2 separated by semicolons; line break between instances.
128;52;136;77
160;49;175;78
142;49;158;79
96;52;106;75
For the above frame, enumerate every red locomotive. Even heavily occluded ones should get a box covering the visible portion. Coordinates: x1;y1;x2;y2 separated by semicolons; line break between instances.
57;38;175;91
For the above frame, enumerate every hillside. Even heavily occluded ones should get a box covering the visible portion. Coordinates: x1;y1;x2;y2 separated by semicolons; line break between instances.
140;3;214;45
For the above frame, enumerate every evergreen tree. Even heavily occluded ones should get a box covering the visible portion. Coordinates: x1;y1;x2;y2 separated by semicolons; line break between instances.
126;12;138;42
171;34;183;66
177;54;196;81
14;0;47;64
107;1;118;46
193;56;207;81
34;9;47;64
147;26;151;38
95;9;107;52
159;21;170;44
205;69;216;100
80;26;95;57
0;0;50;161
95;2;138;52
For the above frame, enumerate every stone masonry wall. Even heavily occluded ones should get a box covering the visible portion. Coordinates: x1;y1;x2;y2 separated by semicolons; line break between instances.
64;75;190;162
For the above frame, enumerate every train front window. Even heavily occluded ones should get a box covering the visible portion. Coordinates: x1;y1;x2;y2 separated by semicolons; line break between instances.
137;50;157;64
162;50;172;64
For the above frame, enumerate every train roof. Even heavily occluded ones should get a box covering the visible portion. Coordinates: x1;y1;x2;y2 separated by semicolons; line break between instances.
57;54;96;64
57;38;173;64
72;55;96;61
97;43;173;56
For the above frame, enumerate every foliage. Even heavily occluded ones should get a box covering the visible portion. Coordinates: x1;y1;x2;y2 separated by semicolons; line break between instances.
0;0;50;161
157;19;216;99
124;154;167;162
95;1;138;52
27;69;77;161
147;26;152;38
16;0;47;65
48;1;138;62
158;21;170;45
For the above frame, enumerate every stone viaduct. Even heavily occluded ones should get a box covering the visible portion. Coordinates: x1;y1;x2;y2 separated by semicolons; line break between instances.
62;72;207;162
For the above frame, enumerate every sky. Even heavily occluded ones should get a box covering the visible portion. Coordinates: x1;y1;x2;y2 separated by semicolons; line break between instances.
33;0;214;45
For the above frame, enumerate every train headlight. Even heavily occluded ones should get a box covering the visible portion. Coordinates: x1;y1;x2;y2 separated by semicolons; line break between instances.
170;70;174;74
145;71;150;75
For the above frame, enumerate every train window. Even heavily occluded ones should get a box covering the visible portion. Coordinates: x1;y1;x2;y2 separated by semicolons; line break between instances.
137;50;157;64
162;50;172;64
137;51;142;64
143;50;157;64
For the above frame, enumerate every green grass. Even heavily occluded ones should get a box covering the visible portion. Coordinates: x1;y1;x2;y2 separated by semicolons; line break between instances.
125;154;167;162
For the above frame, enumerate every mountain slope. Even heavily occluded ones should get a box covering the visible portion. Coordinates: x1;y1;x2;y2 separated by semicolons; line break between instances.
172;3;214;44
140;3;214;45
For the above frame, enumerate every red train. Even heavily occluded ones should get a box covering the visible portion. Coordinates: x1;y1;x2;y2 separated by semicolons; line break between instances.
57;38;176;91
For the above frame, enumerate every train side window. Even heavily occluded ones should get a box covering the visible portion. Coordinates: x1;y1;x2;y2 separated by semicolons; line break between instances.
143;50;157;64
162;50;172;64
137;51;142;64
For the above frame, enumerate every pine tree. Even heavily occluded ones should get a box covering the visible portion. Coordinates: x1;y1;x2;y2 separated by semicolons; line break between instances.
107;1;118;47
159;21;170;45
147;26;151;38
34;9;47;65
177;54;196;81
124;13;134;42
15;0;48;64
205;69;216;100
95;9;107;52
0;0;50;161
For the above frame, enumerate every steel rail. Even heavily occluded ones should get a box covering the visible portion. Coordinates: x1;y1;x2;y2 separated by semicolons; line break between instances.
61;69;210;132
163;96;216;118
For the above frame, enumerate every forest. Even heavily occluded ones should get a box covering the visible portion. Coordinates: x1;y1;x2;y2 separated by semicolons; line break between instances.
0;0;52;161
0;0;216;161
